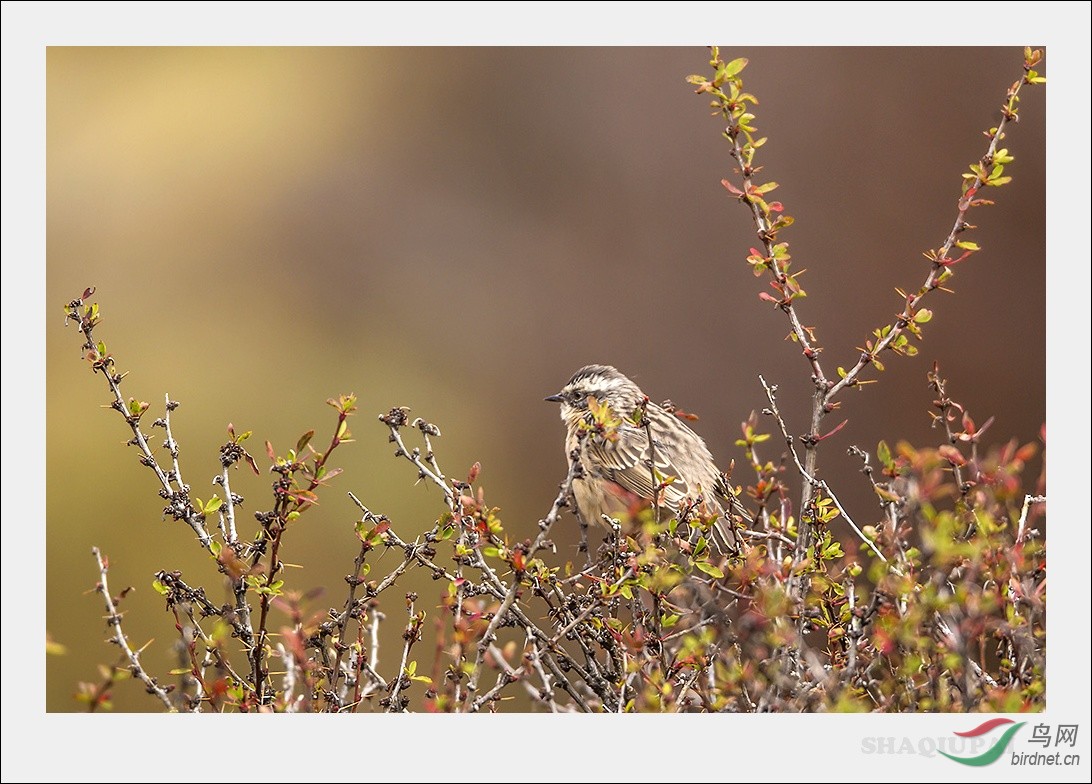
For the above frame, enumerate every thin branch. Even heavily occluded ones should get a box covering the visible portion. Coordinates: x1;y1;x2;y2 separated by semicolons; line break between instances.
64;294;213;550
380;411;454;504
760;376;889;566
1016;494;1046;544
532;446;583;557
326;529;376;710
824;70;1032;402
217;463;240;546
161;393;186;494
467;581;520;702
673;666;705;713
386;596;421;713
91;548;175;710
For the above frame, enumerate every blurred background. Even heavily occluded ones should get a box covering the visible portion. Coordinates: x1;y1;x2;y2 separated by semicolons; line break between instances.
46;47;1044;711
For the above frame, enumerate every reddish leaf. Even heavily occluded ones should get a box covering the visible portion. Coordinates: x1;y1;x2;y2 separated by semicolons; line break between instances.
1015;442;1038;462
816;419;848;442
721;179;744;196
288;489;320;505
961;411;976;435
939;250;974;267
937;444;967;467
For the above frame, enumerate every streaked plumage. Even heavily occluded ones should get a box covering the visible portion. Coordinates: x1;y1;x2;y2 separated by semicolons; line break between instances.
546;364;745;551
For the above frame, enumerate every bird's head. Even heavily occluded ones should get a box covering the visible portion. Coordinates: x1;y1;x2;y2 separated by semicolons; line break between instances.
545;364;645;424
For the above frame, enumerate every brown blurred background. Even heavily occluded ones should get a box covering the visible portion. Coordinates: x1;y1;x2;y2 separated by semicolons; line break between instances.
46;47;1044;711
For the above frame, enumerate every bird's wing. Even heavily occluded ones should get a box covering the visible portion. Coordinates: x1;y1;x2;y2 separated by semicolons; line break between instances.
586;424;702;511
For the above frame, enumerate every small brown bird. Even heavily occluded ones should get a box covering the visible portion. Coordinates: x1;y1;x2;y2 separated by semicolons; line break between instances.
546;364;745;551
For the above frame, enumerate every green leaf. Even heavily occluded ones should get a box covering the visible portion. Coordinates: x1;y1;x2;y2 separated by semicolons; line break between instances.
874;486;902;503
877;440;891;466
723;57;748;78
693;561;724;579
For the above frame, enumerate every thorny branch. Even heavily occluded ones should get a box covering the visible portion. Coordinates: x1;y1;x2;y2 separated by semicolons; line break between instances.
64;291;213;551
91;548;175;711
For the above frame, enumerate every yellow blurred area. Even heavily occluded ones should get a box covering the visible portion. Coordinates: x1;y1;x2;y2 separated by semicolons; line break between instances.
46;47;1045;711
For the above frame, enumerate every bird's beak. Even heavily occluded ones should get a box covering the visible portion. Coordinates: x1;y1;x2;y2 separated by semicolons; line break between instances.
544;393;563;403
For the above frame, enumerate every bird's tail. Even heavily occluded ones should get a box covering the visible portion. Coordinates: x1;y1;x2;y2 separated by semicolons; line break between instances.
712;482;752;555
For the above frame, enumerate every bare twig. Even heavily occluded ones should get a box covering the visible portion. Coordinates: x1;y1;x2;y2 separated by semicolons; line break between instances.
386;595;422;713
91;548;174;710
1016;493;1046;544
467;581;520;703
